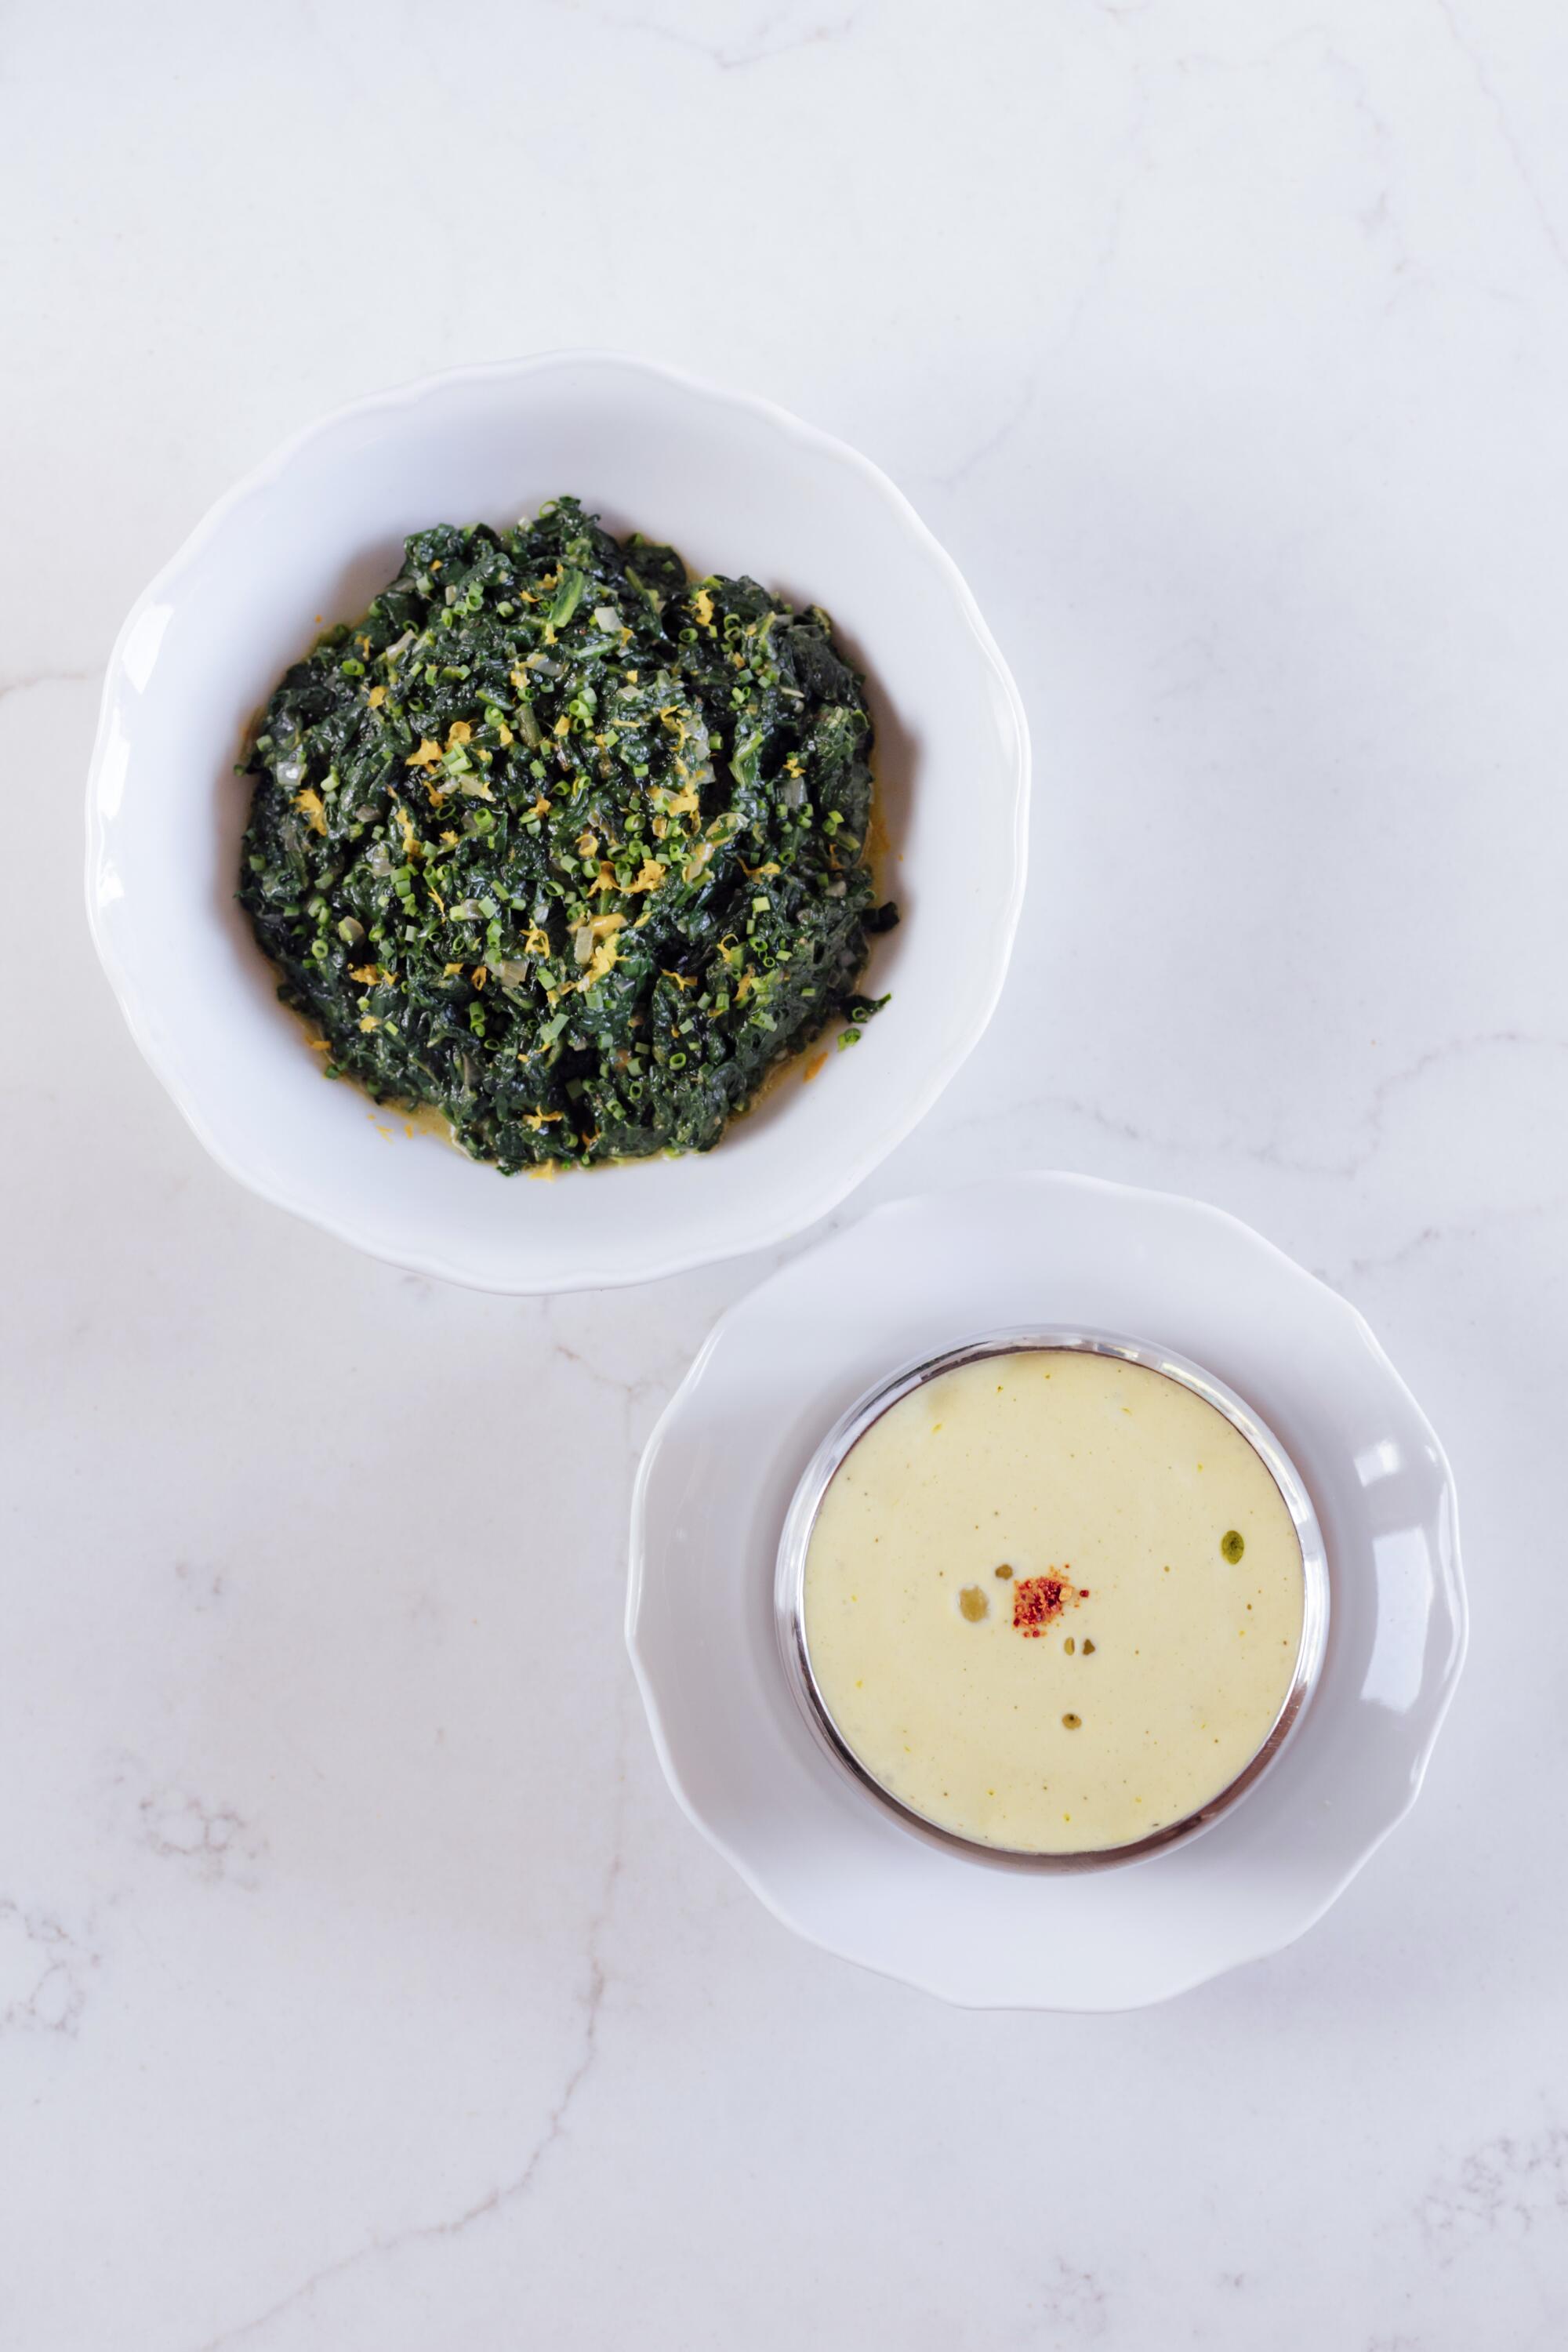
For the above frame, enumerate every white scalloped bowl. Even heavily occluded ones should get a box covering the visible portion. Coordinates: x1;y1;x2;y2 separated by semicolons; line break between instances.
85;354;1029;1292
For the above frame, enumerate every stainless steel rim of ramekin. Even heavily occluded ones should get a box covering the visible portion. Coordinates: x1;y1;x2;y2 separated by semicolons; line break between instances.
774;1327;1331;1875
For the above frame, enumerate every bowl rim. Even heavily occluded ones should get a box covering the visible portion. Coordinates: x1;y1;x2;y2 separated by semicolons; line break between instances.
774;1324;1331;1873
82;350;1033;1292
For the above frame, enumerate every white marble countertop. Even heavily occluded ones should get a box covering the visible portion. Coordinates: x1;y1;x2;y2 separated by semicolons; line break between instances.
5;2;1564;2343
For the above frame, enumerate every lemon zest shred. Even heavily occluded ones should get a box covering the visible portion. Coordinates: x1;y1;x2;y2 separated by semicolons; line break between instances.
579;936;619;987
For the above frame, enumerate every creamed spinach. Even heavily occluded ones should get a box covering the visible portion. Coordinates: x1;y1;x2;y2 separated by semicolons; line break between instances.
238;499;894;1172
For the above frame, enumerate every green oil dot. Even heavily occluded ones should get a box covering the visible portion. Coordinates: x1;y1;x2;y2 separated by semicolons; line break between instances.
1221;1530;1246;1563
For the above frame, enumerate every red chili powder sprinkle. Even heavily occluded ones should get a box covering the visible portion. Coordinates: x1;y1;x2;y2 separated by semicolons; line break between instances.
1013;1574;1069;1638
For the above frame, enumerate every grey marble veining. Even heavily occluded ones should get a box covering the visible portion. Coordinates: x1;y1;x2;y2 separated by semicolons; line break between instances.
4;0;1565;2343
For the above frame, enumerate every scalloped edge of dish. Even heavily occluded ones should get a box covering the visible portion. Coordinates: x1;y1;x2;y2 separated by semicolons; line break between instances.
84;351;1031;1293
626;1171;1468;2008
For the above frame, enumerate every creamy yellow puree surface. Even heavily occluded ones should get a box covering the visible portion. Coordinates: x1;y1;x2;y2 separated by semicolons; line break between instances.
802;1348;1305;1854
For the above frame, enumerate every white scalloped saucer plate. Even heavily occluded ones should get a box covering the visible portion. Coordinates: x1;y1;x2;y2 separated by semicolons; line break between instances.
627;1173;1466;2009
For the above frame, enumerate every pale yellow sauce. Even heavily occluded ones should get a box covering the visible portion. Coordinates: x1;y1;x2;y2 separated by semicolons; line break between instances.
802;1348;1305;1854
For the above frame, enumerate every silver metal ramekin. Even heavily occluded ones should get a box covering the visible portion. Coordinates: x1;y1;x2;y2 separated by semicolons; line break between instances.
775;1328;1330;1873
